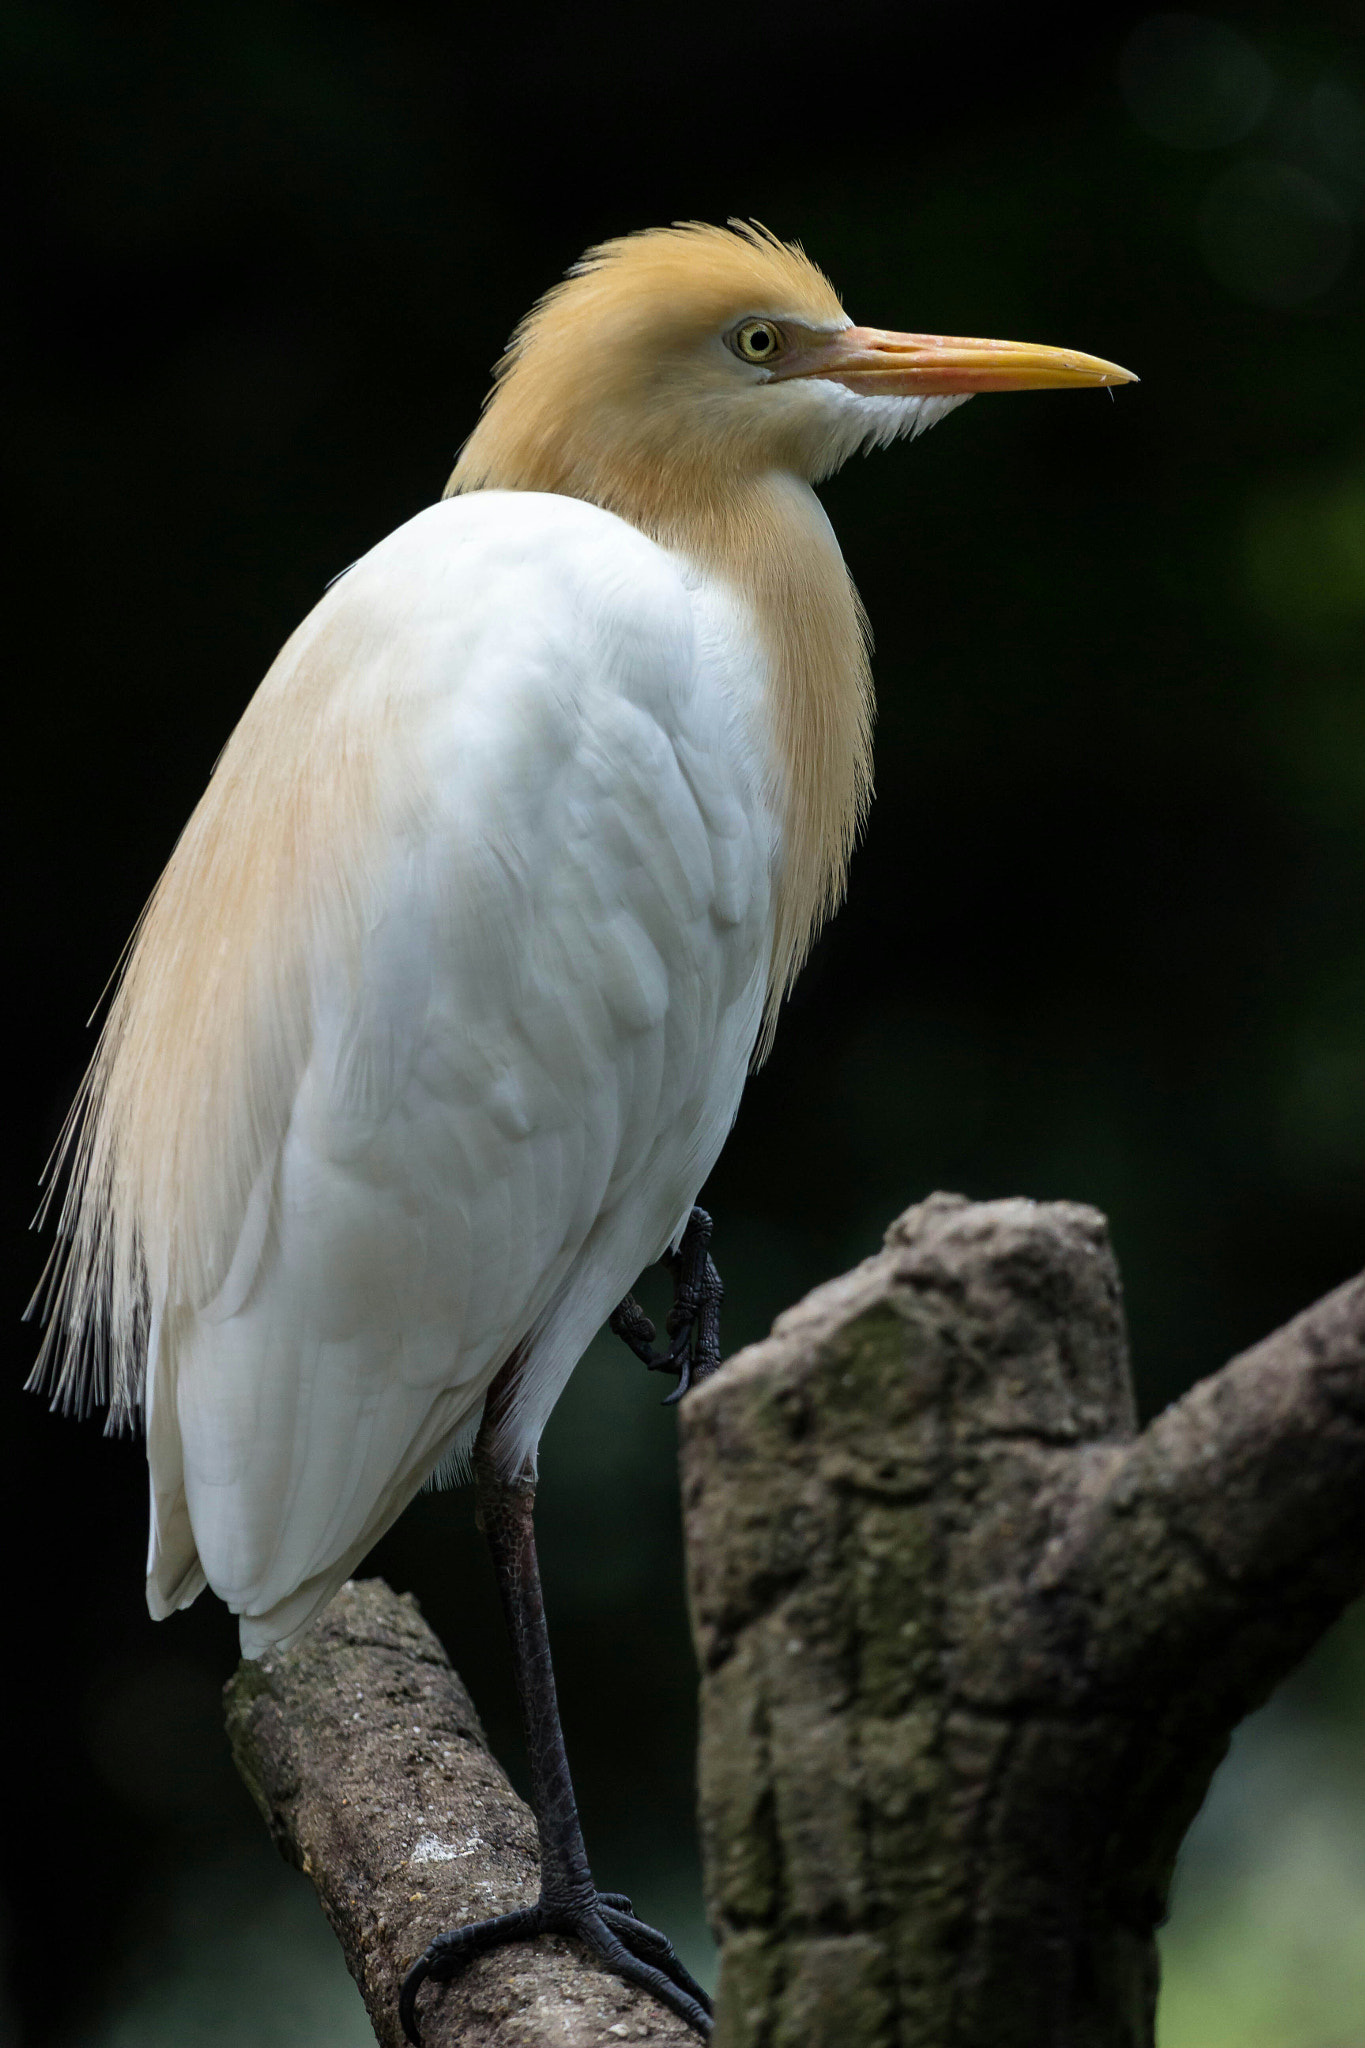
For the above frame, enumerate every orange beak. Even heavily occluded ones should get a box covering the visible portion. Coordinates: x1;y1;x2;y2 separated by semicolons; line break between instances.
779;325;1137;396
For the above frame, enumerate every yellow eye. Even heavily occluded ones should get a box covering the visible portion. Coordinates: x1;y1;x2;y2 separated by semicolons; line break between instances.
730;319;782;365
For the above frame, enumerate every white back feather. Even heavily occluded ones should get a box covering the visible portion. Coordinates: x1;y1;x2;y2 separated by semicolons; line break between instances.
30;571;416;1421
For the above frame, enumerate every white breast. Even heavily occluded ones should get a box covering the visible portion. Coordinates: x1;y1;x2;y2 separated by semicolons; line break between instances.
122;490;779;1653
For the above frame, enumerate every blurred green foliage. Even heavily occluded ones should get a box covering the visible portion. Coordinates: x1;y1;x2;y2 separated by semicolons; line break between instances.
7;1;1365;2042
1160;1605;1365;2048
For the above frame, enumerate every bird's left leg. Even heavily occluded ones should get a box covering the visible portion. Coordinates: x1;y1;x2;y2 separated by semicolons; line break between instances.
609;1205;723;1402
400;1377;713;2043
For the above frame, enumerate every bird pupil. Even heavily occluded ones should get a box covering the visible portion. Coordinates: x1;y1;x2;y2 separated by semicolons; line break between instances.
751;329;770;353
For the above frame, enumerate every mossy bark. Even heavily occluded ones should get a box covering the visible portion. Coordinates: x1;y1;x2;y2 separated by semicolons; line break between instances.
681;1193;1365;2048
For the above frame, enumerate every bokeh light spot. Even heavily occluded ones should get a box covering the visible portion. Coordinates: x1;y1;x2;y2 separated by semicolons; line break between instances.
1120;14;1274;150
1245;477;1365;638
1310;78;1365;193
1200;159;1351;306
86;1656;235;1822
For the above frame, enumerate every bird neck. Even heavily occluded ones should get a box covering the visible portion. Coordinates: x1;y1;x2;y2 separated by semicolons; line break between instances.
448;442;872;1039
655;473;873;1042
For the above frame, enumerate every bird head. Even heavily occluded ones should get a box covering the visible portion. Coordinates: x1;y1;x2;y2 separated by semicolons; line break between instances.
449;221;1135;526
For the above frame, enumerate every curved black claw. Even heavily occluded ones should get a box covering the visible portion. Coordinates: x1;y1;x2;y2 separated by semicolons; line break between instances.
400;1895;713;2043
577;1900;713;2033
401;1905;540;2042
609;1206;723;1404
598;1902;714;2008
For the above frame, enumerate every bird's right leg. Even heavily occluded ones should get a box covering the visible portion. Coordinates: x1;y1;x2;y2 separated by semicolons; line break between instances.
609;1205;723;1401
399;1369;712;2043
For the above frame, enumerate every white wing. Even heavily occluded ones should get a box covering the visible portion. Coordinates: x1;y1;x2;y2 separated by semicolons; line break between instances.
119;491;776;1652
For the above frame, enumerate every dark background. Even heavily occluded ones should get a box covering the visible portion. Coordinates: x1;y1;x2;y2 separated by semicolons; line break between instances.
7;3;1365;2042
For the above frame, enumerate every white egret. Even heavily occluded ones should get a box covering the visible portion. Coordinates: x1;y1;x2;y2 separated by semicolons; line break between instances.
32;221;1134;2038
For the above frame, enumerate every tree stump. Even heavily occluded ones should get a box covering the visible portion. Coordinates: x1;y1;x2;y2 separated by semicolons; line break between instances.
681;1192;1365;2047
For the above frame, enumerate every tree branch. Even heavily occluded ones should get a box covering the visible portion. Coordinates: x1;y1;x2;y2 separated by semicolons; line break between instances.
1063;1267;1365;1693
224;1578;697;2046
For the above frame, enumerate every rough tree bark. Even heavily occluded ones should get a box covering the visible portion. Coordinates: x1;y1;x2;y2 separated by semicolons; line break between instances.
227;1193;1365;2048
224;1577;697;2046
683;1193;1365;2046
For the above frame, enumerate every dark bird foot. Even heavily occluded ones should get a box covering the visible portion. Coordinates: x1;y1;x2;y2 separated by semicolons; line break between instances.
609;1205;723;1401
400;1889;713;2041
414;1389;715;2044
